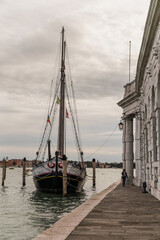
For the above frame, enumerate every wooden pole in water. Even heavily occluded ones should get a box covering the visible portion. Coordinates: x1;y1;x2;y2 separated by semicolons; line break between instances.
2;158;6;187
5;157;8;180
4;158;7;180
92;158;96;187
22;157;26;187
55;151;59;172
55;151;59;187
62;154;67;196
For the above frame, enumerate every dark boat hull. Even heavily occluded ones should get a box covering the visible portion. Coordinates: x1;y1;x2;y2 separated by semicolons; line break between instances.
33;158;86;193
33;171;86;193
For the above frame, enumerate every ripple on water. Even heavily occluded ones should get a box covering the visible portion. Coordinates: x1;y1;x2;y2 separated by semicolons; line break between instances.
0;167;121;240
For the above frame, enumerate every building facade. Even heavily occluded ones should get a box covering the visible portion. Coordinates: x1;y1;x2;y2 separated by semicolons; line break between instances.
0;159;33;167
118;0;160;200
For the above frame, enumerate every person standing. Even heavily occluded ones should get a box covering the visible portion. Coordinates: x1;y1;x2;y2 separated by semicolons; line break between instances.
121;169;128;187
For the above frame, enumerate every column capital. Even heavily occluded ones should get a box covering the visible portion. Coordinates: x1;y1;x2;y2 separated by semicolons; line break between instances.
122;114;134;121
135;111;141;120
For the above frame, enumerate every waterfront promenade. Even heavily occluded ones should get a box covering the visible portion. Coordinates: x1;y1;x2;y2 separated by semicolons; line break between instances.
33;180;160;240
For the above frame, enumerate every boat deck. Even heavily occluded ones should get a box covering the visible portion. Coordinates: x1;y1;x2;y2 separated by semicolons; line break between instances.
33;180;160;240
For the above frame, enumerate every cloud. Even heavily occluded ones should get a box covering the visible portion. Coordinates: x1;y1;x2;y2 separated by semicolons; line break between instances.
0;0;150;161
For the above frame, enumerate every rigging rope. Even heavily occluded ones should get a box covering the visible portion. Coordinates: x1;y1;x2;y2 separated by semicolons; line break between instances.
36;31;119;164
65;47;83;162
66;83;83;162
66;48;81;148
84;125;118;160
42;103;58;160
36;37;62;161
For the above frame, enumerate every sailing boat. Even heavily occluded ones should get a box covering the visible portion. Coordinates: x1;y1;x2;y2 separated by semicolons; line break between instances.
33;27;86;193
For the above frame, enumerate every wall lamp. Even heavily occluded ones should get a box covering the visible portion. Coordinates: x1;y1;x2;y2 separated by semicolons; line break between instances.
118;120;124;130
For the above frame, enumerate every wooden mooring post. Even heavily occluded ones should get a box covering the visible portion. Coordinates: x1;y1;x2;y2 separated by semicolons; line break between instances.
63;154;67;197
2;158;7;187
22;157;26;187
92;158;96;187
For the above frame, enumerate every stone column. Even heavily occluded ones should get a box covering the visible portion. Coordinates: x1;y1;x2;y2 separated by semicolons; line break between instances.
125;117;134;179
156;108;160;162
135;114;141;186
122;119;126;169
151;115;157;162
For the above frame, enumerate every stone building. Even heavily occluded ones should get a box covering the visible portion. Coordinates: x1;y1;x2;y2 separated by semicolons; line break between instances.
0;159;33;167
118;0;160;200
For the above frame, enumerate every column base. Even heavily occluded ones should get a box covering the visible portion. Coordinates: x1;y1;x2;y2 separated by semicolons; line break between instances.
126;177;134;185
133;178;141;187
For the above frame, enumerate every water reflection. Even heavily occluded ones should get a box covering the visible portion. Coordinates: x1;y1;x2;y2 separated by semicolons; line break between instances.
0;186;8;192
28;190;87;231
0;168;121;240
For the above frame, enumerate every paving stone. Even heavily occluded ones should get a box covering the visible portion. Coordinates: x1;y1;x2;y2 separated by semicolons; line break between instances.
33;182;160;240
66;184;160;240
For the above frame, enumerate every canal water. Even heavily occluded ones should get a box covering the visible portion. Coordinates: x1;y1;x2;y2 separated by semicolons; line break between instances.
0;168;121;240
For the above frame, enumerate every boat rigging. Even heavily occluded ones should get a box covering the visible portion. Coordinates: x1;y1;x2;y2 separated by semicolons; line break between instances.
33;27;86;193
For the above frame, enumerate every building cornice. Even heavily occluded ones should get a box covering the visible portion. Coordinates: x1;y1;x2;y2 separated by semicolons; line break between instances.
136;0;160;93
117;91;138;109
118;80;138;109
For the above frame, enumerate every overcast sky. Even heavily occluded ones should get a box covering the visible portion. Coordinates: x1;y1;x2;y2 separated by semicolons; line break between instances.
0;0;150;163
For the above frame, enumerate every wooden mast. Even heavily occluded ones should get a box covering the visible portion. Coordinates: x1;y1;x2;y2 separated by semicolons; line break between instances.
58;27;66;157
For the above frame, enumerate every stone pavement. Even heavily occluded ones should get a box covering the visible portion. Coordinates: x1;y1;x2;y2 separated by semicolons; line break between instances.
33;180;120;240
33;181;160;240
66;183;160;240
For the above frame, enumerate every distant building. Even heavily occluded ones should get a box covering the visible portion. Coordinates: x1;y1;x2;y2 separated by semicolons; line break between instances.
118;0;160;200
98;163;111;168
99;163;105;168
105;164;111;168
0;159;33;167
